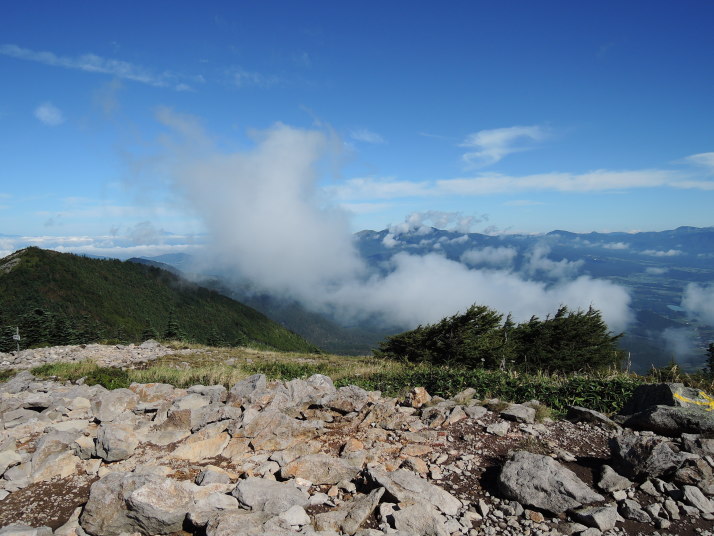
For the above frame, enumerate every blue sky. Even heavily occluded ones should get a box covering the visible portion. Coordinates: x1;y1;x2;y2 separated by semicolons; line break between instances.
1;1;713;259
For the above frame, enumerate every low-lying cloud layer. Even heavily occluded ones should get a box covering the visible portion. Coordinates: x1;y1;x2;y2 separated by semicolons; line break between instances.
150;114;633;332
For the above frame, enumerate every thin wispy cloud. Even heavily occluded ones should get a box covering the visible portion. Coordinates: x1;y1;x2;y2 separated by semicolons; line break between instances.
459;125;549;167
684;152;714;174
437;169;679;194
349;128;385;144
504;199;544;206
229;66;280;88
0;44;195;91
329;166;702;200
34;102;65;126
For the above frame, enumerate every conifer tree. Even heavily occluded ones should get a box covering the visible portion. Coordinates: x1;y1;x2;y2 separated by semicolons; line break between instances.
163;309;184;341
141;317;159;341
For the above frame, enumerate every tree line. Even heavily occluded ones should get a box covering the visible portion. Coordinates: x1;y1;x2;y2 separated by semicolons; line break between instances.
374;304;626;373
0;306;241;351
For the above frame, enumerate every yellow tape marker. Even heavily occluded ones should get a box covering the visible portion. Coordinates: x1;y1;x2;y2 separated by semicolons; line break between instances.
673;391;714;412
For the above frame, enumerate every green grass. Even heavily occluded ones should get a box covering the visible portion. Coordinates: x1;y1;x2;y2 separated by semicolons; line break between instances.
15;344;713;415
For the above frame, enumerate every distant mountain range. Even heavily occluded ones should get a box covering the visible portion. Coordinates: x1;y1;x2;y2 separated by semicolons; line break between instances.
0;247;318;353
138;226;714;372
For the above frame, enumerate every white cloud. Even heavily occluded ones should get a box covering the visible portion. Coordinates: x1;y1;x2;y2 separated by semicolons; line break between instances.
0;44;195;90
387;212;482;236
140;114;632;334
34;102;65;126
640;249;682;257
438;169;678;195
229;67;280;88
523;244;584;279
461;246;517;268
459;125;549;167
661;327;699;361
330;164;714;202
602;242;629;250
645;267;668;275
681;283;714;326
382;233;399;248
684;152;714;174
349;128;385;144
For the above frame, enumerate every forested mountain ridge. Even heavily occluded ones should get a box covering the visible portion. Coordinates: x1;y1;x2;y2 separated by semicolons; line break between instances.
0;247;318;353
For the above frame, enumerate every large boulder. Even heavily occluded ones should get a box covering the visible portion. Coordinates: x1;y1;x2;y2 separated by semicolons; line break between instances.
239;410;321;451
231;477;309;515
623;405;714;436
621;383;713;414
497;450;604;514
280;453;360;485
96;422;140;462
610;433;696;480
80;472;162;535
126;478;195;534
90;388;138;422
366;467;461;516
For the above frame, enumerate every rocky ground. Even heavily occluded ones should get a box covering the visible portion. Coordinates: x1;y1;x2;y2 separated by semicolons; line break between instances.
0;341;204;371
0;345;713;536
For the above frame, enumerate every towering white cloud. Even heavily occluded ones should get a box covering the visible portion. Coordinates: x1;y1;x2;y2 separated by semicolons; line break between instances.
149;114;632;333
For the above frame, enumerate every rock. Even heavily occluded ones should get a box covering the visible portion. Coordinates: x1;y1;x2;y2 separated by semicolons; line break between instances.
96;422;139;462
323;385;376;414
80;472;162;535
597;465;632;493
624;405;714;436
464;405;488;419
340;487;385;535
227;374;267;406
497;450;604;514
278;505;310;527
231;477;309;514
486;421;510;436
188;384;228;404
196;465;233;486
610;433;695;479
281;454;360;485
500;404;536;424
0;525;52;536
0;449;21;476
205;510;273;536
406;387;432;408
367;466;461;516
125;478;194;534
240;410;320;451
619;499;651;523
567;406;620;430
171;432;230;462
570;505;619;532
452;387;477;405
90;388;138;422
683;484;714;513
621;382;713;414
391;501;449;536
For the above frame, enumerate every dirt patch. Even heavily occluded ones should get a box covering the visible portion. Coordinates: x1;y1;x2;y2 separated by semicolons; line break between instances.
0;475;96;530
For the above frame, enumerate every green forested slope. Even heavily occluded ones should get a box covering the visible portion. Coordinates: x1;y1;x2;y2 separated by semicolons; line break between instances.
0;248;318;353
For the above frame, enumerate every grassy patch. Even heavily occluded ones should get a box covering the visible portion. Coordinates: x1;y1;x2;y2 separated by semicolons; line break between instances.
20;344;714;415
31;361;130;389
0;369;16;383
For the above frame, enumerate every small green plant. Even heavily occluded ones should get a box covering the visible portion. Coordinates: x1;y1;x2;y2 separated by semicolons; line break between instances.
0;369;15;383
514;437;551;455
